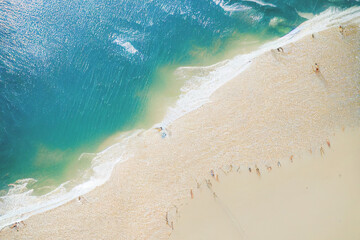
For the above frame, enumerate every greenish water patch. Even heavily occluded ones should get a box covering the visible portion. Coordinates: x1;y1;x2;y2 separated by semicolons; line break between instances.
0;0;359;196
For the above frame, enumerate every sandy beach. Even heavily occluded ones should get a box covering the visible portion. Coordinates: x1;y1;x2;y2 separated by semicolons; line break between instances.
170;128;360;240
1;13;359;240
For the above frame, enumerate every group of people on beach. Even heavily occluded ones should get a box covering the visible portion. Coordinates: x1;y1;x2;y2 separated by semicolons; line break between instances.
9;221;25;232
276;25;348;76
6;24;347;236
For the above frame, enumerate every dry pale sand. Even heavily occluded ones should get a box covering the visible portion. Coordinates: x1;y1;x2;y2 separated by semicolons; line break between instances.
170;128;360;240
1;24;359;239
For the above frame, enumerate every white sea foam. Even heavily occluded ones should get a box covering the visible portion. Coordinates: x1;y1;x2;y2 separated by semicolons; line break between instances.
0;130;143;229
213;0;252;12
113;37;138;54
213;0;275;12
296;11;315;20
112;29;146;56
1;6;360;230
269;17;285;27
159;6;360;128
222;3;252;12
243;0;276;8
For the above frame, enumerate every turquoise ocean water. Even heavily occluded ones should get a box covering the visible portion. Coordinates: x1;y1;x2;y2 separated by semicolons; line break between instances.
0;0;359;225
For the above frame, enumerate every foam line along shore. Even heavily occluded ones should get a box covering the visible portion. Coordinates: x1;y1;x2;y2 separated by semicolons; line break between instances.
1;6;359;239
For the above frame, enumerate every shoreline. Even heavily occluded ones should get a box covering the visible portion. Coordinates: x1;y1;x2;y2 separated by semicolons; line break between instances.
0;6;358;239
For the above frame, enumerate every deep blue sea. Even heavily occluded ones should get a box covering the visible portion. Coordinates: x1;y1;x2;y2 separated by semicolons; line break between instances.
0;0;359;224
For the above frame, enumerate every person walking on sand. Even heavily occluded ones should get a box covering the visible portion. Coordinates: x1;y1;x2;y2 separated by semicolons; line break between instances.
339;25;344;35
312;63;320;73
256;167;261;176
213;192;217;199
